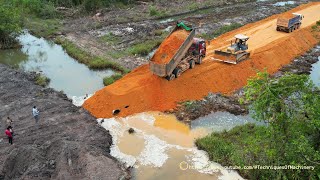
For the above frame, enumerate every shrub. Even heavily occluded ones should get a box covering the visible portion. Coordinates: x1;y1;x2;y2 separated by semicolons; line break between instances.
35;74;50;87
103;73;123;86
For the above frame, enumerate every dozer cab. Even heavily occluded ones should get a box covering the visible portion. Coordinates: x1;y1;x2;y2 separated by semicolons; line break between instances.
212;34;250;64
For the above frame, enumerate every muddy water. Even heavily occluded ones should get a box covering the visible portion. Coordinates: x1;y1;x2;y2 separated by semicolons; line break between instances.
98;112;246;180
0;32;114;97
310;49;320;87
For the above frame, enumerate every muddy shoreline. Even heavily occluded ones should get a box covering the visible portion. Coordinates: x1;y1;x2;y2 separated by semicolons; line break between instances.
0;64;129;179
173;44;320;123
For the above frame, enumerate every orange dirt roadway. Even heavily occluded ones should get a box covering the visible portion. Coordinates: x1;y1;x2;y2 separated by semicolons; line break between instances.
84;2;320;118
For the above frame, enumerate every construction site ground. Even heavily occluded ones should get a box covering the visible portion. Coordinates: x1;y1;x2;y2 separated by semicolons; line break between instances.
83;2;320;118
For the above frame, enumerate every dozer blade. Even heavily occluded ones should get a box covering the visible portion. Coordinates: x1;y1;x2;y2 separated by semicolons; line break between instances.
212;50;250;64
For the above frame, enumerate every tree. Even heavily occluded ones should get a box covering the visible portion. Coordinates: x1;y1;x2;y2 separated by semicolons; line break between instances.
244;71;320;178
0;1;22;49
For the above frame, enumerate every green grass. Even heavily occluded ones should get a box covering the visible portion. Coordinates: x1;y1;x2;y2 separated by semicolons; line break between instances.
149;5;167;17
312;20;320;31
99;32;120;45
24;17;62;38
128;39;163;56
35;74;50;87
103;73;123;86
200;23;242;40
55;38;129;73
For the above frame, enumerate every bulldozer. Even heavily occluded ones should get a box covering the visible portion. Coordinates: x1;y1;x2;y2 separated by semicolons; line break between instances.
212;34;250;64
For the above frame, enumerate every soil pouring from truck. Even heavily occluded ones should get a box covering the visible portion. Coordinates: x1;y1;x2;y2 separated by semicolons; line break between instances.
276;13;304;33
149;22;206;81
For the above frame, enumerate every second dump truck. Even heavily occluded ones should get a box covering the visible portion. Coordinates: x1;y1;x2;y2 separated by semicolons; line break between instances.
276;13;304;33
149;22;206;81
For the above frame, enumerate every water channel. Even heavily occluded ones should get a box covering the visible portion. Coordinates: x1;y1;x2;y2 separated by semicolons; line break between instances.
0;32;114;98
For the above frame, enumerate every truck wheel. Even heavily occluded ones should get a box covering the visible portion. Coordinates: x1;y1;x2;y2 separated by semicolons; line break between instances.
166;74;175;81
189;60;195;69
196;56;202;64
276;27;280;31
173;68;182;78
289;27;293;33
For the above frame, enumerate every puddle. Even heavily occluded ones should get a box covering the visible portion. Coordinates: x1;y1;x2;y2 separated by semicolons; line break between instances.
0;32;114;97
310;56;320;87
273;1;295;7
97;112;244;180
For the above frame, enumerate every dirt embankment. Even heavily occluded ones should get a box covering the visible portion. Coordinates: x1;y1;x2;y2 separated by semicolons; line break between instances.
61;0;306;70
83;3;320;119
0;65;129;179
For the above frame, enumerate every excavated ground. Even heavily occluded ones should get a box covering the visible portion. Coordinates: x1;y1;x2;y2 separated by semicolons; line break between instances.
0;65;128;179
83;2;320;118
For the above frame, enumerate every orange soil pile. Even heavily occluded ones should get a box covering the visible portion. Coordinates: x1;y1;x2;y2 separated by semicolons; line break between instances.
151;29;189;64
83;2;320;118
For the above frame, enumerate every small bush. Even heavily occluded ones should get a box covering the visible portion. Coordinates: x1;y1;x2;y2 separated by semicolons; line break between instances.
103;73;123;86
149;6;159;16
35;74;50;87
56;38;129;73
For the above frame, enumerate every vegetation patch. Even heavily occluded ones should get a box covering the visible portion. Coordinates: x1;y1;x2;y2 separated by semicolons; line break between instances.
196;72;320;179
35;74;50;87
55;38;129;73
24;17;62;38
99;32;120;45
128;39;163;56
312;20;320;32
0;1;22;49
149;5;167;17
103;73;123;86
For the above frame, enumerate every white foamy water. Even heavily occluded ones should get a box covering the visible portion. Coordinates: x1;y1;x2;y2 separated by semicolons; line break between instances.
97;112;244;180
72;94;92;107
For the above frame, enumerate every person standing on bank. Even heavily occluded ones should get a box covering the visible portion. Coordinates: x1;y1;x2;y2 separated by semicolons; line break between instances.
6;116;13;127
32;106;40;124
5;127;13;145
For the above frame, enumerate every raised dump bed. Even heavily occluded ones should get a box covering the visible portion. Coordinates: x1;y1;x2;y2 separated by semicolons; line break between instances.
149;23;206;80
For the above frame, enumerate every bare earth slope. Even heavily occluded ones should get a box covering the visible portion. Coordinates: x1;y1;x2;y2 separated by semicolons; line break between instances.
83;2;320;118
0;65;127;179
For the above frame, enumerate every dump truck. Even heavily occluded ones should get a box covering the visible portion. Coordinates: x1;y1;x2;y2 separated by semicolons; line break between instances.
149;22;206;81
276;13;304;33
211;34;250;64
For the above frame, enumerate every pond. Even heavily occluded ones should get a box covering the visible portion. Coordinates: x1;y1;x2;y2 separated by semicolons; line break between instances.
0;32;114;97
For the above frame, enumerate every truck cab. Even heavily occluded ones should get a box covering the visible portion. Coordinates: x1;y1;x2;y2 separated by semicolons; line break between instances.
188;38;206;63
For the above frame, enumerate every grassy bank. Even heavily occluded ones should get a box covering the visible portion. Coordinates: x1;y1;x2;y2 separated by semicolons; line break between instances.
55;37;129;74
103;73;123;86
24;17;62;38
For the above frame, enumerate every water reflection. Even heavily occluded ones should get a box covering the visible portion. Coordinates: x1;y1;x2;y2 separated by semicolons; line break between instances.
0;32;115;97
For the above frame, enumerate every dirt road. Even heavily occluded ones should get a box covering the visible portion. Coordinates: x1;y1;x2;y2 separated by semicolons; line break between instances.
83;2;320;118
0;65;128;179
